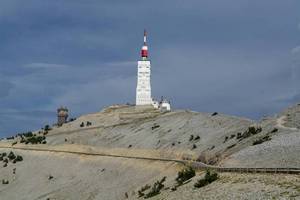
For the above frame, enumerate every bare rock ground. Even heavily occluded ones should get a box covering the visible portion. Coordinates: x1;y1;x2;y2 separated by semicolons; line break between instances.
0;103;300;200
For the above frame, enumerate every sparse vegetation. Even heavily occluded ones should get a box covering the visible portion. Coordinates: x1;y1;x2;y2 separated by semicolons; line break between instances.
8;151;16;160
25;136;46;144
144;177;166;198
189;135;194;141
227;143;236;149
2;179;9;184
253;135;271;145
86;121;92;126
194;135;200;140
224;136;229;143
175;166;195;185
192;144;197;149
44;125;51;131
80;122;85;127
271;128;278;133
1;151;23;165
6;136;14;140
237;126;262;140
138;184;151;197
211;112;218;116
194;170;218;188
151;124;160;130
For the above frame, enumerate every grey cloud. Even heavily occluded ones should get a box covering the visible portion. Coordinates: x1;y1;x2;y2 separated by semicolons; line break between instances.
1;0;300;136
0;81;14;98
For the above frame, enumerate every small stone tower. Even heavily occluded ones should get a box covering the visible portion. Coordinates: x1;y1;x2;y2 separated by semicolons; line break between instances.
57;106;68;126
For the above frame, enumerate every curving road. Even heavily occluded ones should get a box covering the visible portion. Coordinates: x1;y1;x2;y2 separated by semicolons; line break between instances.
0;144;300;175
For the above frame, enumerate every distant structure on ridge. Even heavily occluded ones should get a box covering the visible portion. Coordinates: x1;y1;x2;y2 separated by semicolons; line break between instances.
57;106;68;126
135;30;171;111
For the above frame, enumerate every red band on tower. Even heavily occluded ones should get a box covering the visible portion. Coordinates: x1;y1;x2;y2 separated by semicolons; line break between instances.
141;29;148;58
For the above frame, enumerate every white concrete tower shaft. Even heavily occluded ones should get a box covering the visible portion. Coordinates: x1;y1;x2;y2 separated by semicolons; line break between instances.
136;30;152;105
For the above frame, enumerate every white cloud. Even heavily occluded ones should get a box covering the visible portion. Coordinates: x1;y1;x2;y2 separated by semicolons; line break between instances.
24;63;70;69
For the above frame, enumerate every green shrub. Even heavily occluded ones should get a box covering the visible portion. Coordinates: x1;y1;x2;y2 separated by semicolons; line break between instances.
23;132;33;137
194;170;218;188
226;144;236;149
253;135;271;145
189;135;194;141
144;177;166;198
15;155;23;162
137;184;151;197
175;167;195;185
2;179;9;184
44;125;51;131
8;151;16;160
211;112;218;116
204;170;218;183
271;128;278;133
25;136;46;144
151;124;160;130
194;135;200;140
223;136;229;143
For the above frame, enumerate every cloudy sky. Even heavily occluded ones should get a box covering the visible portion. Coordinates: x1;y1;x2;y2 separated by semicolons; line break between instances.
0;0;300;137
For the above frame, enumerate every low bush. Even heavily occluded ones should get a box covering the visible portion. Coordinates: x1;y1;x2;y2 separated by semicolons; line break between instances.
226;144;236;149
8;151;16;160
194;135;200;140
237;126;262;140
15;155;23;162
189;135;194;141
151;124;160;130
86;121;92;126
211;112;218;116
44;125;51;131
253;135;271;145
271;128;278;133
223;136;229;143
192;144;197;149
25;136;46;144
2;179;9;184
144;177;166;198
80;122;85;127
137;184;151;197
194;170;218;188
175;167;195;185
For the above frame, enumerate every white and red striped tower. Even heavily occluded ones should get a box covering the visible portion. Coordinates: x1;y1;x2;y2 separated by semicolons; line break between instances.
141;29;148;59
136;29;152;105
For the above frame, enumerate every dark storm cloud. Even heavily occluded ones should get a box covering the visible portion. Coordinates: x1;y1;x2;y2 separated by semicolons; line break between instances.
0;0;300;136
